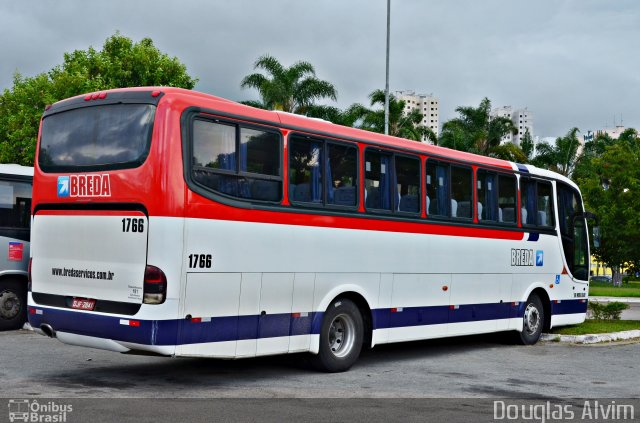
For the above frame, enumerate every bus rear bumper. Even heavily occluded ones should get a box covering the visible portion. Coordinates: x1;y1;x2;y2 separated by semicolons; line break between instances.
28;304;177;356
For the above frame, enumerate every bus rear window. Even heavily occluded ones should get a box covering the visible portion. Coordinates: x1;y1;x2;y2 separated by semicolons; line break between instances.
39;104;155;172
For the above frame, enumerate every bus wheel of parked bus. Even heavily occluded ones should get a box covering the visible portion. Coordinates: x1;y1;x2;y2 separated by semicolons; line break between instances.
0;278;27;331
312;298;364;372
516;294;545;345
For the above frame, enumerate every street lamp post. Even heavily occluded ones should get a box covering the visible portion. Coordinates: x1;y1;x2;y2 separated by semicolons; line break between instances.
384;0;390;135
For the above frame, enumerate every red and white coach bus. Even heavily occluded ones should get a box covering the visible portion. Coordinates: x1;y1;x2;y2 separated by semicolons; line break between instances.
29;87;594;372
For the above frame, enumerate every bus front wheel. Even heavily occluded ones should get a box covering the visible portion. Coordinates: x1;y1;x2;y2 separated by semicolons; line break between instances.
0;278;27;331
515;294;545;345
312;298;364;372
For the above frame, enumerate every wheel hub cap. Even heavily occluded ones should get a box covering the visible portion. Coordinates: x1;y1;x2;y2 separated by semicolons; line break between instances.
328;313;356;358
0;290;20;320
524;303;540;335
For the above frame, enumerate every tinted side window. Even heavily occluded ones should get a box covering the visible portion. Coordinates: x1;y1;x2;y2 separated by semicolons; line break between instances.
327;144;358;207
537;181;554;227
396;156;420;213
451;166;472;219
241;128;280;176
289;138;323;204
521;178;537;225
426;161;450;217
498;174;517;224
477;170;497;221
191;119;282;202
365;150;393;210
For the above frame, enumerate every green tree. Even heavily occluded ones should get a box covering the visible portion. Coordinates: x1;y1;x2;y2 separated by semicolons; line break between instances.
0;32;197;165
358;89;436;142
240;55;337;114
520;128;534;161
439;98;520;159
531;127;581;177
305;103;370;127
577;133;640;285
573;132;614;182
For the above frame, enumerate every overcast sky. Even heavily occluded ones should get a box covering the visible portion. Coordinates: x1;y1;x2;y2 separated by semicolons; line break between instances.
1;0;638;137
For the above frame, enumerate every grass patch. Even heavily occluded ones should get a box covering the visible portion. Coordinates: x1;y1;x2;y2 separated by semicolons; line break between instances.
589;280;640;297
551;320;640;335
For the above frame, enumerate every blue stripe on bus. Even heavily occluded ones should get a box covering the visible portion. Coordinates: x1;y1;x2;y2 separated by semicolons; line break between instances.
527;232;539;242
552;299;588;315
516;163;529;173
28;299;587;346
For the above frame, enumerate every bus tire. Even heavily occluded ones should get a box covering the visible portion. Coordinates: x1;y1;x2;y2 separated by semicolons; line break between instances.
311;298;364;373
515;294;545;345
0;278;27;331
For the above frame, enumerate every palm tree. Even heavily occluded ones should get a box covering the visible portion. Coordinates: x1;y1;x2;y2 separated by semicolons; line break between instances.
240;55;337;114
359;89;436;142
439;98;517;158
532;127;581;177
305;103;370;127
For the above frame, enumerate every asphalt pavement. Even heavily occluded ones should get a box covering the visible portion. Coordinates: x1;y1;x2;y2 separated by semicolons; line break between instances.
2;329;639;399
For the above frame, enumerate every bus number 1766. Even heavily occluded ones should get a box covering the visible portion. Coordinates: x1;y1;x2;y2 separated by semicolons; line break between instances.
189;254;212;269
122;218;144;233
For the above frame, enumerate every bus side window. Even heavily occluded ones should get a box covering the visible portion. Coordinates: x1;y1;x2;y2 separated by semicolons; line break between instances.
191;119;283;202
365;150;393;211
520;177;537;225
451;166;472;219
426;160;449;217
239;127;281;201
326;143;358;207
498;174;517;224
477;170;498;222
289;138;323;204
536;181;554;227
395;155;420;213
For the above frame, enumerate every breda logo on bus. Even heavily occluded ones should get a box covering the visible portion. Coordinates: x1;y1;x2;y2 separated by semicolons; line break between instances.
57;175;111;198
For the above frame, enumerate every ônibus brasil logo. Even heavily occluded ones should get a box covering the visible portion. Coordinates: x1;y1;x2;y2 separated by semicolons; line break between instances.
57;175;111;198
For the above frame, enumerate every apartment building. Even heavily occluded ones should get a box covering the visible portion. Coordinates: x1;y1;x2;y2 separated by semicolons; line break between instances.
490;106;533;147
395;90;440;143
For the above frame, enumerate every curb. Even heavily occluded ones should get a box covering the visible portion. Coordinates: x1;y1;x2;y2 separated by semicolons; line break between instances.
541;330;640;344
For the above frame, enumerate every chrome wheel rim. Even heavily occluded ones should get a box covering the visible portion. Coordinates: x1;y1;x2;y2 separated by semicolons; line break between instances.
523;303;541;335
0;289;20;320
328;313;356;358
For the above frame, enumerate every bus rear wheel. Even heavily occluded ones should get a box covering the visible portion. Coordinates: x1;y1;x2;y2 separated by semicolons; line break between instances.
0;279;27;331
515;294;545;345
311;298;363;372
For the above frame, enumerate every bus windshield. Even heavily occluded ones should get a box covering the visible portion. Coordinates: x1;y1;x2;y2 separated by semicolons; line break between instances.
39;103;155;172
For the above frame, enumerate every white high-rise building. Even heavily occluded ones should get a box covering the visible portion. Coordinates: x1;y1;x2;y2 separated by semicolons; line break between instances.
490;106;534;147
395;90;440;143
513;108;533;147
491;106;514;144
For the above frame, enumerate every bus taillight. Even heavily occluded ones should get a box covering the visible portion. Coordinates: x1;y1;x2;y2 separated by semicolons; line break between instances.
143;265;167;305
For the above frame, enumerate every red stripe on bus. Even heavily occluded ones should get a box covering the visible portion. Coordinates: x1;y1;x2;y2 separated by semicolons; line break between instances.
187;199;524;240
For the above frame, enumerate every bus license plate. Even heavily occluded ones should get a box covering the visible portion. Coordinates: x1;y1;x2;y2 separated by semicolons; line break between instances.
71;298;96;311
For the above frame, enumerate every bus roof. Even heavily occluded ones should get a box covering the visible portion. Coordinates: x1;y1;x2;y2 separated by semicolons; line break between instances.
0;164;34;177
